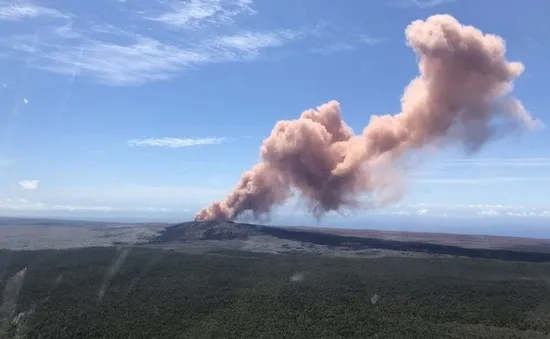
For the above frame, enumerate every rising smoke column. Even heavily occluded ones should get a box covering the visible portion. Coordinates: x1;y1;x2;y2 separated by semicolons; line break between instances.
195;14;543;222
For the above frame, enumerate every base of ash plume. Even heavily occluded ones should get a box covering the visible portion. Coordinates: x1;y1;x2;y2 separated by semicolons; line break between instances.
150;220;260;242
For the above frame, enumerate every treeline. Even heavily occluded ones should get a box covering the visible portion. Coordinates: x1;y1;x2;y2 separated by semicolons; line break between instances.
1;247;550;338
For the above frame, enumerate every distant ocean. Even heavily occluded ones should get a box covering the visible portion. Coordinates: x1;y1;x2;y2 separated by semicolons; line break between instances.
270;215;550;239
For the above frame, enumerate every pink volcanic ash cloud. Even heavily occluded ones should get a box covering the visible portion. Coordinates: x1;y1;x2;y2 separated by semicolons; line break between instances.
195;14;543;222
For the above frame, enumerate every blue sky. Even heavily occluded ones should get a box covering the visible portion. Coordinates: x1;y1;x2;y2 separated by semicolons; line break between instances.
0;0;549;234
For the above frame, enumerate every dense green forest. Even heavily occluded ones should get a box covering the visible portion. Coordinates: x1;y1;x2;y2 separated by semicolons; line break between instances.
2;247;550;338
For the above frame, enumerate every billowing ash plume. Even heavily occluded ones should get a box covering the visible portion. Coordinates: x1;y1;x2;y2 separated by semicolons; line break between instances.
195;14;543;222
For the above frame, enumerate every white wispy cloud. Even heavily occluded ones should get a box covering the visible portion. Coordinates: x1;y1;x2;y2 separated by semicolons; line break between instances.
310;31;386;55
408;203;527;210
311;43;355;55
18;179;39;190
147;0;255;29
397;203;550;218
0;198;172;213
506;210;550;218
479;209;499;217
88;23;136;38
6;28;302;86
51;184;227;206
386;0;455;8
1;184;226;214
41;37;208;86
0;1;67;21
412;176;550;184
127;137;226;147
442;158;550;168
416;208;429;215
360;35;387;46
215;30;298;53
0;0;306;86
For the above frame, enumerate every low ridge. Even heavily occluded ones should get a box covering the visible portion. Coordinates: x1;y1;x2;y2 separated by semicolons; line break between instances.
148;221;550;263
